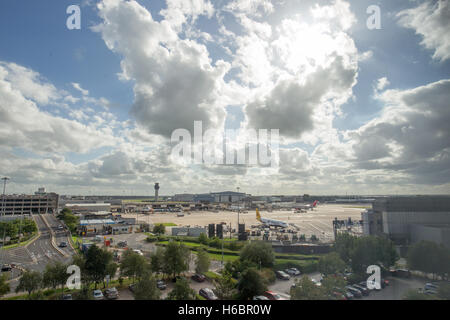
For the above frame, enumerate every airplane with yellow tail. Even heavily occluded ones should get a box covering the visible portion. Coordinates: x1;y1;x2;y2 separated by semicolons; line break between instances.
256;208;289;228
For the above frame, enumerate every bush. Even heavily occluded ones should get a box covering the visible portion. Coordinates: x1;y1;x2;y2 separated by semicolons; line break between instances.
259;268;276;285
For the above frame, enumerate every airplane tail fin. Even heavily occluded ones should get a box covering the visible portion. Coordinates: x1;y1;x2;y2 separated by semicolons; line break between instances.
256;208;262;222
313;200;318;207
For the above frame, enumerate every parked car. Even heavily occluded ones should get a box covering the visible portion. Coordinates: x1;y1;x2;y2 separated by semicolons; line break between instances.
345;286;362;298
263;291;288;300
93;289;104;300
172;275;184;283
104;287;119;299
285;268;301;276
58;242;68;248
93;235;103;242
117;241;128;248
391;268;411;278
157;280;167;290
311;278;322;286
133;249;144;256
58;225;64;230
275;270;290;280
424;288;438;295
331;291;347;300
128;284;136;292
1;264;12;272
199;288;218;300
191;274;206;283
358;281;373;290
352;284;369;296
253;295;270;300
424;283;439;291
61;294;72;300
344;291;354;300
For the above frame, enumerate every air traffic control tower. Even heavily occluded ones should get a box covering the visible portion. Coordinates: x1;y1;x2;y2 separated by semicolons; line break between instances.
154;183;160;202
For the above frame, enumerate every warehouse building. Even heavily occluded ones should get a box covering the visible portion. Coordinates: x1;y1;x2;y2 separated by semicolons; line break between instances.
362;196;450;247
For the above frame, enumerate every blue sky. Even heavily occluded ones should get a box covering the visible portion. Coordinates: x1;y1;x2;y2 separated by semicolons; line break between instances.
0;0;449;195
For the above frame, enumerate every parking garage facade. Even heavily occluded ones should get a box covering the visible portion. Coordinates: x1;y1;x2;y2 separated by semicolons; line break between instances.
1;193;59;215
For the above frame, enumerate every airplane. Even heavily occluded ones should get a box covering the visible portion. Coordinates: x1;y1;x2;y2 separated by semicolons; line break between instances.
294;200;318;211
256;208;288;228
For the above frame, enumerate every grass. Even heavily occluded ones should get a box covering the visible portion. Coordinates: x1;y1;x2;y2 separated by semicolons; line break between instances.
206;252;239;262
160;223;178;227
204;271;221;280
2;232;38;250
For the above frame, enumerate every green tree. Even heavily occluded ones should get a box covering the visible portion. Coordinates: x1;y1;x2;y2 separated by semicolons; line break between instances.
16;270;42;297
153;224;166;235
84;245;114;289
237;268;267;300
224;259;256;279
43;261;68;297
195;248;210;274
333;233;358;263
198;233;209;245
58;208;79;233
213;272;237;300
133;276;161;300
150;247;165;274
437;283;450;300
163;241;190;278
290;276;326;300
350;236;398;274
120;250;148;283
407;241;442;279
167;277;196;300
0;274;10;297
71;253;92;288
321;275;347;298
318;252;346;276
239;241;275;268
106;262;118;287
21;218;37;234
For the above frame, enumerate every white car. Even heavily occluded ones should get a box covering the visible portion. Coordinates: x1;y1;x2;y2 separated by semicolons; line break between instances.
93;289;104;300
133;249;144;256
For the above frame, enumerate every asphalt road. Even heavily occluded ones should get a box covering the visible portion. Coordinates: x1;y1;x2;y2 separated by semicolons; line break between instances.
43;214;75;257
1;214;74;294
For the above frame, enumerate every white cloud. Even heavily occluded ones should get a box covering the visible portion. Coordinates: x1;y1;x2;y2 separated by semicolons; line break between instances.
71;82;89;96
0;62;60;105
93;0;228;138
375;77;390;92
349;79;450;185
0;62;117;154
397;0;450;62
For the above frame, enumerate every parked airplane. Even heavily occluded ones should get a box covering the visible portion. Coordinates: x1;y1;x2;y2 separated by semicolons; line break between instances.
256;208;288;228
295;200;318;211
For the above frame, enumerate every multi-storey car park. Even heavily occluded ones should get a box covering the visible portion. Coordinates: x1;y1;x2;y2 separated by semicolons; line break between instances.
1;193;59;216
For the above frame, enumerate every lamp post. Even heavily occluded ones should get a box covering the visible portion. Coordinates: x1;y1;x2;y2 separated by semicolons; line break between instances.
1;177;9;217
236;187;240;234
1;177;10;266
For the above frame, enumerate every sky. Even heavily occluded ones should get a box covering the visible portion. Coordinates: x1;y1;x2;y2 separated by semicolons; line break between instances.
0;0;449;196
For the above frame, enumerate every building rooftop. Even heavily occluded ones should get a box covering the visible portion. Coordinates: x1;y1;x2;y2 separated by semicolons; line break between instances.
80;219;115;225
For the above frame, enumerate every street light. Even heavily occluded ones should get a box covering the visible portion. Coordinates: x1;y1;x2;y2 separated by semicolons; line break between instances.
1;177;10;217
1;177;10;266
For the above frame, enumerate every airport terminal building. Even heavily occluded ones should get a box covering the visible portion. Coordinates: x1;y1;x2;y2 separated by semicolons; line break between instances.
362;196;450;247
